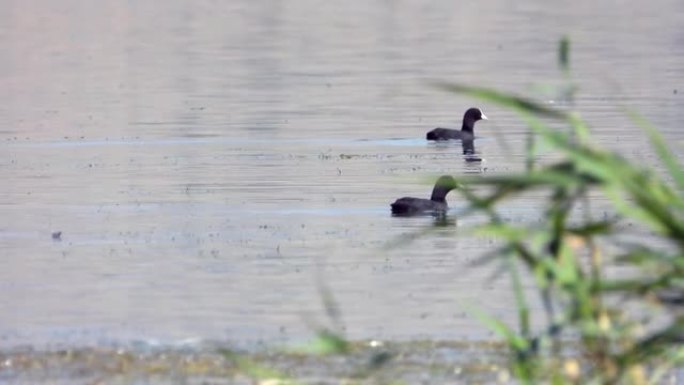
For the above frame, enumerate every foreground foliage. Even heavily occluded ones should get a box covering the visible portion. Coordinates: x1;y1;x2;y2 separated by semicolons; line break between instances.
438;79;684;384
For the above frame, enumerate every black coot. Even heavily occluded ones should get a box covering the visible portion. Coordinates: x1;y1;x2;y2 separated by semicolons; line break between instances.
426;107;487;141
391;175;458;216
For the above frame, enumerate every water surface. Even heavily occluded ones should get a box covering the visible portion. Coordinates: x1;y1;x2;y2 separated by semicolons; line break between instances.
1;0;683;349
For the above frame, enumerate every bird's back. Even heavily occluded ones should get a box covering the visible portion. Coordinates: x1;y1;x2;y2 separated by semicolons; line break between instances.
426;128;465;141
391;197;444;215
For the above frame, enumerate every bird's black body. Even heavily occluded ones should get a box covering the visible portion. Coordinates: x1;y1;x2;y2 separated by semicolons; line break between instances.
390;197;448;216
391;175;457;216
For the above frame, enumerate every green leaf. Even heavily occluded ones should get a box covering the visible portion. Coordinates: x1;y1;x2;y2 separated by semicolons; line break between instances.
627;109;684;192
559;36;570;72
432;82;569;119
304;329;350;355
507;255;531;336
468;305;529;351
220;349;300;385
566;220;615;236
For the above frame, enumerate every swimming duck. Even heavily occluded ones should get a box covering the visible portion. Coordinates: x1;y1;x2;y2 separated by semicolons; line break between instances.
426;107;487;141
391;175;458;216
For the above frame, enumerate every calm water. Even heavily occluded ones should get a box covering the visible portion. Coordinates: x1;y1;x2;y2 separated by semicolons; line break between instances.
1;0;683;349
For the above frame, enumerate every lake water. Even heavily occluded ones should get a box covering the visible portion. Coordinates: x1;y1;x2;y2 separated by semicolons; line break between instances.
1;0;683;350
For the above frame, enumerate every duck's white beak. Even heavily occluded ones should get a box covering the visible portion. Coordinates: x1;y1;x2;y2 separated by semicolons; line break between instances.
481;113;488;120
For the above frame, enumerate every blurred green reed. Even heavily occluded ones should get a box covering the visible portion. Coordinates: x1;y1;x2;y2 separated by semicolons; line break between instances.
433;37;684;385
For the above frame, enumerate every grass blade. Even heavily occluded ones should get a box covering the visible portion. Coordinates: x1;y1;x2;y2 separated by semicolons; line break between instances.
627;109;684;192
432;82;569;119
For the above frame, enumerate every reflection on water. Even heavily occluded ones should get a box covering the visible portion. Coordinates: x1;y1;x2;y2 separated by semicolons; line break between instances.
1;0;683;349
